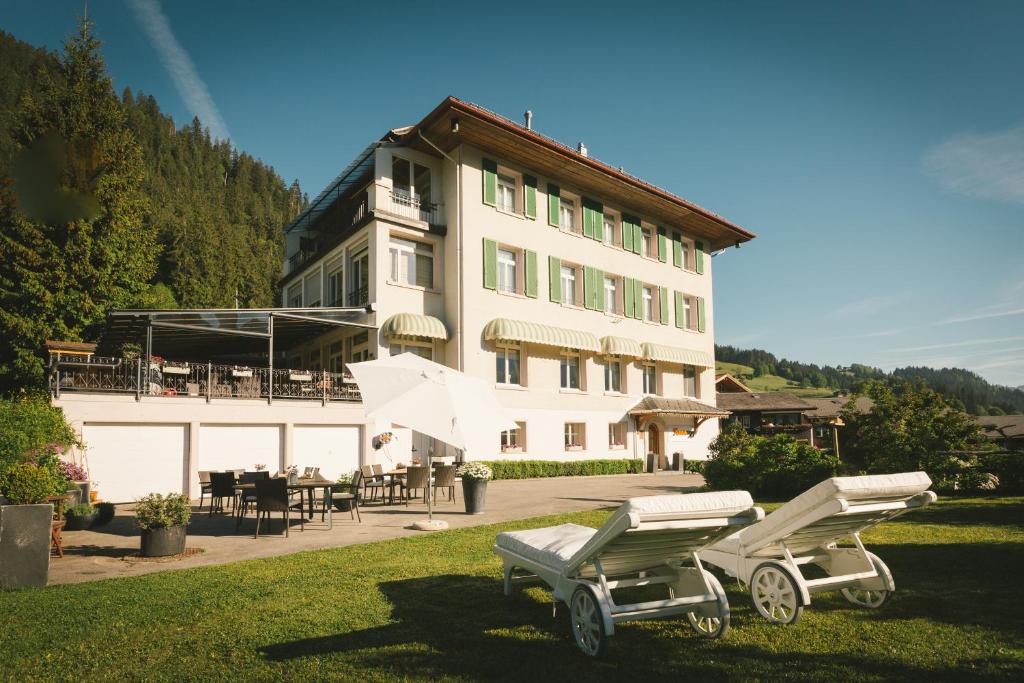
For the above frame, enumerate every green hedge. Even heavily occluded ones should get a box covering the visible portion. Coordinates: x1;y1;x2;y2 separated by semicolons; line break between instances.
480;459;643;480
0;396;79;477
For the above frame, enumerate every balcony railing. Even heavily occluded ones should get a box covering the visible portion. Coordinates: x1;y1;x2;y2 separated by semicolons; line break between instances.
386;190;444;225
347;286;368;307
49;356;361;404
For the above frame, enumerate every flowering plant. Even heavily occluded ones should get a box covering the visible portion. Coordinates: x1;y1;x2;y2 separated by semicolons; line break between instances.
283;465;298;476
457;462;493;481
58;460;88;481
254;463;266;471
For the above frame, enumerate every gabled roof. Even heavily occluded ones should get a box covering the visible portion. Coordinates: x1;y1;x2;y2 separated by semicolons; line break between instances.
802;396;874;419
629;396;730;417
715;391;814;412
975;415;1024;440
715;373;751;393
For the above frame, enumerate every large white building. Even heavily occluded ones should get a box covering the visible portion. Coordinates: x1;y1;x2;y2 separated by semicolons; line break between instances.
52;98;755;501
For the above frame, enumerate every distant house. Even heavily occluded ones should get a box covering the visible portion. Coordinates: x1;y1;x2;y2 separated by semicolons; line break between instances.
715;373;751;393
802;396;874;455
975;415;1024;451
716;391;815;440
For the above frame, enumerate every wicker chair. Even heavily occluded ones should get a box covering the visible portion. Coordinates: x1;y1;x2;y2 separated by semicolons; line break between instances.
198;471;213;511
235;471;270;519
252;478;305;538
360;464;386;503
208;472;238;517
330;470;363;523
399;466;430;505
432;465;457;504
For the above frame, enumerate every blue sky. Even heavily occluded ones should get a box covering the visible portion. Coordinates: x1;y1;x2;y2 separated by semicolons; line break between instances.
3;1;1022;387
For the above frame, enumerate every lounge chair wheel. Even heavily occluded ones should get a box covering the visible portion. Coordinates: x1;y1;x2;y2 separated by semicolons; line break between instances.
841;552;892;609
570;586;606;657
751;562;803;625
686;572;730;638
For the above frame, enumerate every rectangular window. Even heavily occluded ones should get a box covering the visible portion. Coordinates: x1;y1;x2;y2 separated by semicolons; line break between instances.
564;422;585;450
389;237;434;289
641;227;653;258
287;282;302;308
559;196;577;232
682;294;695;330
304;273;321;307
604;359;621;393
642;364;657;395
495;346;521;385
603;276;618;313
501;422;526;452
683;365;697;397
642;286;654;321
349;247;369;306
680;238;693;271
327;263;343;306
608;422;626;449
496;174;516;213
560;264;578;305
390;342;433;361
392;156;431;205
497;248;517;294
328;341;343;374
602;212;617;246
560;353;581;390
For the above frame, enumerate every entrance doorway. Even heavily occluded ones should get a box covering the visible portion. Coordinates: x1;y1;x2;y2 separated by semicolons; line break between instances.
647;423;668;470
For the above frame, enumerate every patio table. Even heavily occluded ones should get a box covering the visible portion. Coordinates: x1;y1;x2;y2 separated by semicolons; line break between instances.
234;479;335;523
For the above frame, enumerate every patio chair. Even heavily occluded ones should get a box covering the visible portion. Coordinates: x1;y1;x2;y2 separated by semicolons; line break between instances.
330;470;363;523
432;465;457;504
494;491;762;656
399;466;430;505
198;471;213;511
252;478;305;538
208;472;238;517
360;465;386;503
700;472;936;625
235;471;270;520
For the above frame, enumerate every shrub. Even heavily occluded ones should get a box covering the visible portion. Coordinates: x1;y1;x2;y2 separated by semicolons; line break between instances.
1;462;59;505
985;453;1024;492
683;459;705;475
703;422;837;499
93;502;116;526
0;396;79;477
66;503;96;517
135;493;191;530
480;459;643;480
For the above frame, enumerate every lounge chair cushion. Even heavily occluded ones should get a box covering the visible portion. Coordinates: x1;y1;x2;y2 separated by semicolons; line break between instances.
619;491;754;519
496;523;597;570
724;471;931;551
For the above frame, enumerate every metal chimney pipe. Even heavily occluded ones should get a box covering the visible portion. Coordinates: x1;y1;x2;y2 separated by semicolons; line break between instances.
524;110;533;130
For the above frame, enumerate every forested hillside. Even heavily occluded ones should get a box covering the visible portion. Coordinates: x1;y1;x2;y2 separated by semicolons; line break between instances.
716;344;1024;415
0;25;306;393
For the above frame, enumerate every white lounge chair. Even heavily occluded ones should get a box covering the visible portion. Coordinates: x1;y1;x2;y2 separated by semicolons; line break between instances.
493;491;763;656
701;472;937;625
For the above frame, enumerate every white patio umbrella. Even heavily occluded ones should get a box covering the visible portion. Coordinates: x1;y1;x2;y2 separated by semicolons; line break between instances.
348;353;516;530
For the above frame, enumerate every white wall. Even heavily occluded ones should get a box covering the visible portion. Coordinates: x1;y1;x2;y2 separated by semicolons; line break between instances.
81;424;188;503
292;425;361;480
197;424;283;488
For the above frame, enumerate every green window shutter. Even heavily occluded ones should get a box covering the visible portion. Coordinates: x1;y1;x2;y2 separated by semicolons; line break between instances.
548;184;560;226
582;199;603;240
549;255;561;302
582;202;594;239
482;238;497;289
582;266;593;309
482;159;497;206
674;291;684;328
697;296;706;332
695;240;705;274
525;250;538;298
623;277;634;318
633;278;643;316
594;269;605;312
657;228;668;263
672;233;683;267
593;205;604;241
659;286;669;324
523;175;537;219
621;216;633;251
634;224;644;255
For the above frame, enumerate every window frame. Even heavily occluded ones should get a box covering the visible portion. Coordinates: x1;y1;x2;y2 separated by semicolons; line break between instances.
602;209;620;247
564;422;586;450
558;191;582;234
500;421;527;453
560;351;582;391
642;285;655;322
496;247;521;295
495;343;523;386
608;422;626;449
603;356;623;393
495;171;519;214
559;261;583;306
682;364;698;398
679;236;695;272
603;274;622;315
286;282;302;308
389;340;434;361
642;362;658;396
388;235;435;289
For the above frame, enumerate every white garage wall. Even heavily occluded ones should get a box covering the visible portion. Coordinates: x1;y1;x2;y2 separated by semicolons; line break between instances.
195;425;282;492
292;425;361;481
82;424;187;503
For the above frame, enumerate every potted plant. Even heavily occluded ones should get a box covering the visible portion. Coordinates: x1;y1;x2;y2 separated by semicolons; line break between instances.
0;462;59;588
162;361;190;375
93;501;116;527
58;458;90;506
135;493;191;557
64;503;98;531
457;462;492;515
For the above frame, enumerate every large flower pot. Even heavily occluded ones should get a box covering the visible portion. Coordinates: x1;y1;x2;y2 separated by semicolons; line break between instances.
0;504;54;589
93;502;116;527
64;511;98;531
462;479;488;515
140;525;186;557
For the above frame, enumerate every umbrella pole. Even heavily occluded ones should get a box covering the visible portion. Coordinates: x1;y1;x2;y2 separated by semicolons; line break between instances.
426;450;433;521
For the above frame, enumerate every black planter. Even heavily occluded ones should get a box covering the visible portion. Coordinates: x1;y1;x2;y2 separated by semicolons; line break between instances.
0;504;54;588
93;502;116;527
140;525;186;557
462;478;488;514
64;512;98;531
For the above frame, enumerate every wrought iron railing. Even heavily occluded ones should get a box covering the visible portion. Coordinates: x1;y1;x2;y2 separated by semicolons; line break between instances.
386;190;445;225
347;286;369;307
49;356;361;404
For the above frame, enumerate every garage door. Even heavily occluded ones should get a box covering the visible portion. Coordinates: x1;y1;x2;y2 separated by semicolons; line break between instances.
195;425;282;493
292;425;360;481
82;424;187;503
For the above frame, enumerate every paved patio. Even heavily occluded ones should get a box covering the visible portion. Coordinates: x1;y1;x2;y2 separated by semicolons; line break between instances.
49;472;702;585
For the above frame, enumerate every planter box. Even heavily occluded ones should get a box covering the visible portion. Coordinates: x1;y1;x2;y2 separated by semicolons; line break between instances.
0;504;54;589
232;369;253;378
163;365;190;375
140;525;186;557
462;479;488;514
289;373;313;382
64;511;97;531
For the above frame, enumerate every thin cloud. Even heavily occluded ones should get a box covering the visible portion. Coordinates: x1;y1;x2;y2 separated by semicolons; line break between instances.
939;307;1024;325
826;293;911;321
923;123;1024;203
881;335;1024;354
126;0;230;141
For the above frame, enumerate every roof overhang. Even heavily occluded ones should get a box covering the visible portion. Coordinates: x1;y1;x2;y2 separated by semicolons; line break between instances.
401;97;756;251
628;396;731;418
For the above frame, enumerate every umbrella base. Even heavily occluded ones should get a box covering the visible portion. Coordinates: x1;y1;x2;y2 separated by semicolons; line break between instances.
410;519;449;531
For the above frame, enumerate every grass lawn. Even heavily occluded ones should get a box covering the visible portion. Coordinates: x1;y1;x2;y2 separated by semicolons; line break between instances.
2;496;1023;681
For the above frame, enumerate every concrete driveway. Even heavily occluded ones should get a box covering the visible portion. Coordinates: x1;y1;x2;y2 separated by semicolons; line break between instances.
49;472;703;585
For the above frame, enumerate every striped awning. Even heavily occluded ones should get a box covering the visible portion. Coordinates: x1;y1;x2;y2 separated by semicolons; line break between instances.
642;343;713;367
483;318;601;352
380;313;448;340
600;336;643;357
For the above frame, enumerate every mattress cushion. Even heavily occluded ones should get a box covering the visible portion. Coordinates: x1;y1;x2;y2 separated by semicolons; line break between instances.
619;491;754;519
496;523;597;570
730;471;931;550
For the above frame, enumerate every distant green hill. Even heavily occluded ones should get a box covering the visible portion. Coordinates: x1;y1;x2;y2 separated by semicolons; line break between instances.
714;361;836;398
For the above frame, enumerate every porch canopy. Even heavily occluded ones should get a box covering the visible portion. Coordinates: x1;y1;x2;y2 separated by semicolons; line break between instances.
629;396;730;419
97;307;375;363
